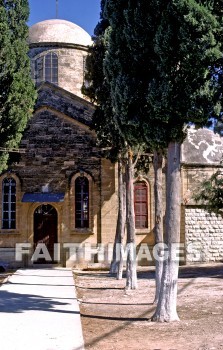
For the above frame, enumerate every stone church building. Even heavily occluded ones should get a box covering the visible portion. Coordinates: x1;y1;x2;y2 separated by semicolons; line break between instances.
0;19;223;268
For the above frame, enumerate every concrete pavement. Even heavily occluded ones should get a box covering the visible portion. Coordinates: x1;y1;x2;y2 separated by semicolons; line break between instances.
0;268;85;350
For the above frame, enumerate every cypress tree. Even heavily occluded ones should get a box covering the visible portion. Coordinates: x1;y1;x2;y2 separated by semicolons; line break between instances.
103;0;222;321
84;0;222;297
83;1;137;286
82;0;125;159
0;0;36;172
147;0;222;322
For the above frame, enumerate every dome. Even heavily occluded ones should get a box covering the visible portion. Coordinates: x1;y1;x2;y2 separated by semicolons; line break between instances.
28;19;92;47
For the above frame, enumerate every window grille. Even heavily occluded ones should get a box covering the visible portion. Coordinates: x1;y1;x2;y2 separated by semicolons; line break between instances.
134;181;148;229
35;53;58;85
75;176;89;228
2;178;16;229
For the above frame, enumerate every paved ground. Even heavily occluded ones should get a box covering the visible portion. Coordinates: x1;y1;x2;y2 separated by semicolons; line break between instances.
0;268;84;350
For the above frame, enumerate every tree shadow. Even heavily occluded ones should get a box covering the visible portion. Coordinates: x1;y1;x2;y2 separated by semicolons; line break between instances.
81;313;150;322
0;289;79;314
75;264;223;349
79;307;155;350
78;269;156;280
75;272;112;278
178;264;223;279
80;300;152;306
7;281;74;287
75;285;124;290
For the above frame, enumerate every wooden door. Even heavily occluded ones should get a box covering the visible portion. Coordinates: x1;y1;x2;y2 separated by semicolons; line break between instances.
33;204;58;263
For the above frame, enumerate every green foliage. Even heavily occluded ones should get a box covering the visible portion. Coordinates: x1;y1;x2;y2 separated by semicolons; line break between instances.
194;170;223;214
147;0;222;139
83;0;222;162
0;0;36;172
103;0;222;149
82;1;129;160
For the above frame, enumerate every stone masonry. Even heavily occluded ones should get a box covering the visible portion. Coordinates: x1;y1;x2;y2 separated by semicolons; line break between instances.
182;127;223;264
185;207;223;263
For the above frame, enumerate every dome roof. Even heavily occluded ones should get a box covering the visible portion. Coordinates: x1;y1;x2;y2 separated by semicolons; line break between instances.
28;19;92;47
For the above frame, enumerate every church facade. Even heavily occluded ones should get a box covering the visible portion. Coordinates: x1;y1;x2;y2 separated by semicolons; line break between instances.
0;19;222;268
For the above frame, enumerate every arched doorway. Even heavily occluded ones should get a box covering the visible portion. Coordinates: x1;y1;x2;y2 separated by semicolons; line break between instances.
33;204;58;263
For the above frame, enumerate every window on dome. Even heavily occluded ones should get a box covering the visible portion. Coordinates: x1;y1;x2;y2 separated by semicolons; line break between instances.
35;52;58;85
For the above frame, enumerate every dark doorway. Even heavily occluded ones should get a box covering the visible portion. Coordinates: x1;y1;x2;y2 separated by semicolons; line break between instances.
33;204;58;263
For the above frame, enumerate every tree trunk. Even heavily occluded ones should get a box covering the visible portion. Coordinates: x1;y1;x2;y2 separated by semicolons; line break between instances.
117;168;126;280
109;158;126;278
153;150;164;304
125;150;137;289
152;142;181;322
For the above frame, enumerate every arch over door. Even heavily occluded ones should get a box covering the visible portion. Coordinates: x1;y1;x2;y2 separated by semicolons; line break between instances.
33;204;58;263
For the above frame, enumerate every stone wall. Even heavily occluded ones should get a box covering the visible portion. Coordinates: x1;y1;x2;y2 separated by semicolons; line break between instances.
181;127;223;264
14;93;98;193
0;87;109;268
0;248;23;269
185;207;223;263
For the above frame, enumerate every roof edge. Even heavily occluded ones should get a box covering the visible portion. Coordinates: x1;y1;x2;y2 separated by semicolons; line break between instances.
29;42;90;51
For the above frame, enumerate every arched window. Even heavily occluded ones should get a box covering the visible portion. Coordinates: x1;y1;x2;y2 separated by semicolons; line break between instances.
75;176;89;228
2;178;16;229
35;52;58;85
134;181;148;229
45;53;58;84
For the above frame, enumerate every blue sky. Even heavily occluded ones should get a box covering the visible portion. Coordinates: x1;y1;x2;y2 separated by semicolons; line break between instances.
28;0;101;36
